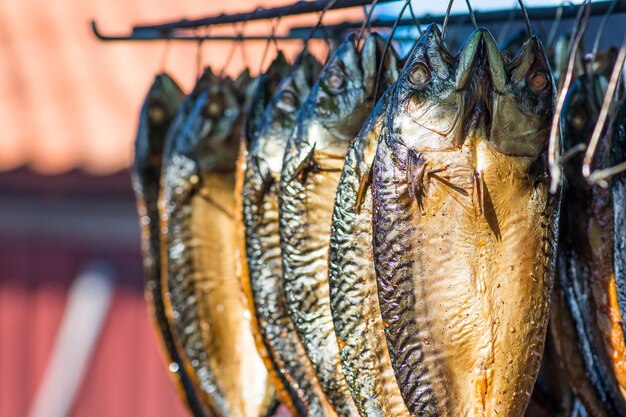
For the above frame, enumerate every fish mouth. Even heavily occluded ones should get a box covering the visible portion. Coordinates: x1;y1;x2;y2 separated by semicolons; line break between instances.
463;30;506;134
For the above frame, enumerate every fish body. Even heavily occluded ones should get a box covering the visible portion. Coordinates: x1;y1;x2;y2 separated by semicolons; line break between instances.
131;73;210;417
234;54;293;412
241;52;333;417
373;26;558;417
279;34;397;417
550;75;626;417
161;71;273;417
328;87;410;417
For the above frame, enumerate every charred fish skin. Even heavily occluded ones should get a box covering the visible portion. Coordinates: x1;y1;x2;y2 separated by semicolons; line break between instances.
161;72;272;417
243;52;334;417
131;74;210;417
279;33;396;417
373;26;558;417
614;98;626;346
553;75;626;416
328;86;411;417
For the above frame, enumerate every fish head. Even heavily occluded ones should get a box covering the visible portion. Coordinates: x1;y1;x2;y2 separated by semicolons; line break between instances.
254;52;322;178
177;76;242;173
298;33;399;156
244;52;291;146
134;73;184;174
388;24;471;152
486;34;556;158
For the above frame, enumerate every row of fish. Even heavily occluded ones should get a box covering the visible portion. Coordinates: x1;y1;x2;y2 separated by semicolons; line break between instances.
131;21;626;417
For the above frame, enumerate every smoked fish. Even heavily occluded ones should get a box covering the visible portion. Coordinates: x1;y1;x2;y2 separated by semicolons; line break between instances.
372;26;559;416
161;70;274;417
279;34;397;417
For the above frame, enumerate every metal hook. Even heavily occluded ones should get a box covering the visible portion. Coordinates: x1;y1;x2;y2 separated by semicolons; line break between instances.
546;2;568;52
516;0;532;38
304;0;340;50
374;0;410;101
464;0;478;30
357;0;381;47
547;0;592;194
582;32;626;185
498;1;519;45
591;0;620;59
442;0;478;41
258;16;284;74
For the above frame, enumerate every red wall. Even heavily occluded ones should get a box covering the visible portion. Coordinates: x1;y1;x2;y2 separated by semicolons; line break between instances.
0;232;189;417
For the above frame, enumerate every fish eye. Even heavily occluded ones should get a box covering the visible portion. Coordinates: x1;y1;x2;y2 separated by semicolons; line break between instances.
528;71;549;93
148;104;165;124
325;67;346;94
205;98;223;117
571;112;586;131
278;90;298;112
408;63;431;89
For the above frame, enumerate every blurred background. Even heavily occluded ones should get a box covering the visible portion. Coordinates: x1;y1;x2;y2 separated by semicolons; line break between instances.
0;0;608;416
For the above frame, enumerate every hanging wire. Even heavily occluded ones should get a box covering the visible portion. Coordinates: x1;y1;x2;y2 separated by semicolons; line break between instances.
497;1;519;45
591;0;620;58
516;0;532;38
545;1;567;52
582;32;626;186
303;0;340;50
159;39;172;72
374;0;411;100
407;2;422;33
442;0;456;41
442;0;478;41
258;16;283;74
357;0;381;46
464;0;478;30
547;0;592;194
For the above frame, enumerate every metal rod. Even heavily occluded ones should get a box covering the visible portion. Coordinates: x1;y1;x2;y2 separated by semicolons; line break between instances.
289;0;626;36
92;0;397;41
91;21;418;42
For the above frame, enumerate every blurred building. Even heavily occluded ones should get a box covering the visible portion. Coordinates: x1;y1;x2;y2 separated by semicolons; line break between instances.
0;0;356;416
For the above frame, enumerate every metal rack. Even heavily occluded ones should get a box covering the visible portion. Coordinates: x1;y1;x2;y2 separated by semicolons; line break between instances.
91;0;625;42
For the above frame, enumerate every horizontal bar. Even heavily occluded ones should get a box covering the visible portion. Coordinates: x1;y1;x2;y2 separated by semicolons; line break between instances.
130;0;395;34
289;0;626;35
91;22;312;41
91;20;419;42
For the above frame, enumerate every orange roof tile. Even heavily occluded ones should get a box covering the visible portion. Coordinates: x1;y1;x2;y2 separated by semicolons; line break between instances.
0;0;357;175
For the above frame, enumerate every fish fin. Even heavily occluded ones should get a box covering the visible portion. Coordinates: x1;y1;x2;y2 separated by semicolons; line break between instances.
355;165;373;214
407;150;426;209
472;170;484;216
289;143;316;183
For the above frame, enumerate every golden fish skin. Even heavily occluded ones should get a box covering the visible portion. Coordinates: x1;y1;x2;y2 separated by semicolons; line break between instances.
243;54;336;417
161;73;273;417
372;26;558;417
236;52;320;416
131;73;210;417
328;91;409;417
279;34;396;417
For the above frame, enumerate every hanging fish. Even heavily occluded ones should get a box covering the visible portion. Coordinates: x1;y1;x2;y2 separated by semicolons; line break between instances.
278;33;397;417
236;52;312;416
328;85;410;417
372;25;558;417
160;69;274;417
131;73;210;417
550;72;626;417
243;52;336;417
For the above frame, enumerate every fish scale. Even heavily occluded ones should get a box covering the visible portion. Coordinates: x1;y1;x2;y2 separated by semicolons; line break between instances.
328;89;410;417
161;73;275;417
242;52;334;417
373;25;559;417
279;33;397;417
131;74;210;417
